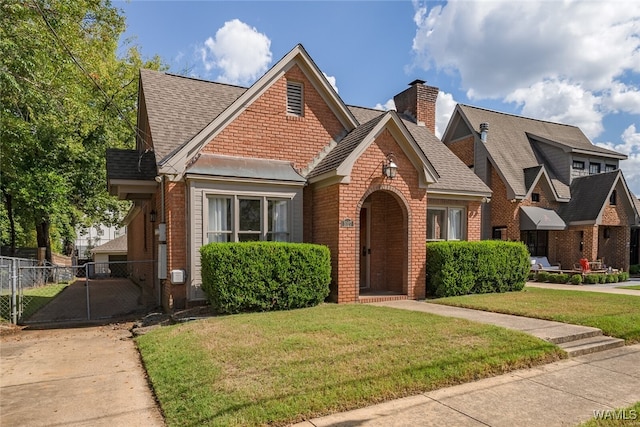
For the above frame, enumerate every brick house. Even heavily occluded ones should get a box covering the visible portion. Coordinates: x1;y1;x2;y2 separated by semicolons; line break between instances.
106;45;490;310
442;104;640;272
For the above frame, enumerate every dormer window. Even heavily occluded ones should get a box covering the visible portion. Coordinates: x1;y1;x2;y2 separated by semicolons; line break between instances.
605;164;616;172
572;160;585;170
589;163;601;175
286;81;303;116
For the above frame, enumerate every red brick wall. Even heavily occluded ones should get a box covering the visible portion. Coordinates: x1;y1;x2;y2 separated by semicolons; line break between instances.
310;183;341;301
446;135;475;167
331;128;427;302
393;83;438;133
200;65;345;170
127;200;156;294
164;181;187;309
599;200;631;271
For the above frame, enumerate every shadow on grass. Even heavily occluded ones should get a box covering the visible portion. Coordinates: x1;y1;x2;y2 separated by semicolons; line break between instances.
0;283;68;322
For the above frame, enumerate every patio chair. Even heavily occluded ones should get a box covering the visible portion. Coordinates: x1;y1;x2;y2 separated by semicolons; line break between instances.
530;256;561;272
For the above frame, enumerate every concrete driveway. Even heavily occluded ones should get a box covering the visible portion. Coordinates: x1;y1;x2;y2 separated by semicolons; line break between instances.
0;323;164;426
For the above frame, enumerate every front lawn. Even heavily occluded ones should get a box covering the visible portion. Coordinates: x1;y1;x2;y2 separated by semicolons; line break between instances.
0;283;68;321
432;287;640;343
137;304;563;426
617;284;640;291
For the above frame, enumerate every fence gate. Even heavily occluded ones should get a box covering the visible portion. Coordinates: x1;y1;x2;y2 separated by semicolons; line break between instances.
0;257;157;325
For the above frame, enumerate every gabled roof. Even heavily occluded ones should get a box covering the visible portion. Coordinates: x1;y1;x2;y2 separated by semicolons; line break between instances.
308;111;439;188
139;69;246;162
559;170;637;224
446;104;626;199
159;44;359;176
91;234;127;254
346;107;491;197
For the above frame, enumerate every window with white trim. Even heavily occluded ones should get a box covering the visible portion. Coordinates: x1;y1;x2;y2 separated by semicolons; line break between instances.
427;207;465;241
589;163;601;174
286;81;303;116
207;195;291;243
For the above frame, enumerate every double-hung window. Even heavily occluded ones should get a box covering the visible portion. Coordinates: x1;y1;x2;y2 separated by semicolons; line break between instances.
207;197;232;242
207;195;291;243
427;207;465;241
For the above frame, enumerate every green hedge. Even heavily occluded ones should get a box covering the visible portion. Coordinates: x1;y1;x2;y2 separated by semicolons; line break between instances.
426;241;530;298
200;242;331;314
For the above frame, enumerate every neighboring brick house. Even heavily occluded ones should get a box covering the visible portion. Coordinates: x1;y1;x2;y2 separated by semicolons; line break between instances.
106;45;490;310
442;104;640;272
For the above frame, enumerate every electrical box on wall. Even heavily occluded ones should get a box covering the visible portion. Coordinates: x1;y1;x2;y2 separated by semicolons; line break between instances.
170;269;186;285
155;223;166;242
157;244;167;279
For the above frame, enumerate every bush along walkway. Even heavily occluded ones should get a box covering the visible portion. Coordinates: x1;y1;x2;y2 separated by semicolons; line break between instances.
373;300;624;357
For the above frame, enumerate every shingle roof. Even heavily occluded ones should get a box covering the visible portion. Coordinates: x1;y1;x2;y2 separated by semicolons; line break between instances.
457;105;625;198
91;234;127;254
140;69;246;162
106;149;156;181
187;154;306;183
308;113;385;178
403;119;491;196
559;170;619;223
137;73;489;196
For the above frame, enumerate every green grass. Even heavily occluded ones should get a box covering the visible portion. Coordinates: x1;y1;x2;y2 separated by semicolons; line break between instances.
579;401;640;426
137;304;564;427
432;287;640;343
617;285;640;291
0;283;69;321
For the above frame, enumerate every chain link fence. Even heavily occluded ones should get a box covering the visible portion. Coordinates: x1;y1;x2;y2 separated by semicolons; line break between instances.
1;257;157;325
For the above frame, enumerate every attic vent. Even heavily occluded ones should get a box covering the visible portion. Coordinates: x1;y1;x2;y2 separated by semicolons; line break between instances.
287;81;303;116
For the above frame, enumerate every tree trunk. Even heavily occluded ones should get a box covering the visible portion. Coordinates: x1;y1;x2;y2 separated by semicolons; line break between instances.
35;218;52;263
2;189;16;256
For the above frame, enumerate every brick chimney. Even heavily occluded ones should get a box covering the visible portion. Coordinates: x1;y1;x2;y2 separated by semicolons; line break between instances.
393;79;439;133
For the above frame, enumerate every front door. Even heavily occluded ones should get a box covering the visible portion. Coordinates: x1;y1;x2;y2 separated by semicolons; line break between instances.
359;204;371;289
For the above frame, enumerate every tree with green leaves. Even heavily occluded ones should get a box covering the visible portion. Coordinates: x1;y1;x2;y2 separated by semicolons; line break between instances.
0;0;163;260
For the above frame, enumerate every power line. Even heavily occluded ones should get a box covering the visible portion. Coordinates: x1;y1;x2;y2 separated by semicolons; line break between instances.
31;0;154;154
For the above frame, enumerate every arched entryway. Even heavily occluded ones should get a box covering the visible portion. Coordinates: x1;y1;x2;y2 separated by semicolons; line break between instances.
358;190;408;296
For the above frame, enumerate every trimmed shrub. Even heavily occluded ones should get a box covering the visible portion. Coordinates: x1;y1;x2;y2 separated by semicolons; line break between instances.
535;271;550;283
598;274;607;284
200;242;331;314
619;271;630;282
528;272;536;281
426;241;529;298
570;274;582;285
584;274;602;284
605;274;616;283
550;273;569;284
630;264;640;275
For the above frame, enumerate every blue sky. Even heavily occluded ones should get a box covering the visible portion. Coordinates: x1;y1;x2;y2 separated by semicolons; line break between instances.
116;0;640;195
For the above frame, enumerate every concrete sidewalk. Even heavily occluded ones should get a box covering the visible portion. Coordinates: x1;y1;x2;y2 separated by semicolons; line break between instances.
0;324;164;427
526;280;640;296
295;344;640;427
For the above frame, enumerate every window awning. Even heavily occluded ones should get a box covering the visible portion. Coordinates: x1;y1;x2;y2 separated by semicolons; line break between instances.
186;154;306;183
520;206;566;231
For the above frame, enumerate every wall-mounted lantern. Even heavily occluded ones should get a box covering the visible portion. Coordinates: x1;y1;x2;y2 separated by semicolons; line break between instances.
383;154;398;179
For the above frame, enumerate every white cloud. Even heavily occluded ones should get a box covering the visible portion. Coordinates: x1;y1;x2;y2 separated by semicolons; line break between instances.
411;0;640;138
374;98;396;111
200;19;272;85
435;91;457;138
505;79;604;139
323;72;339;94
596;124;640;196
